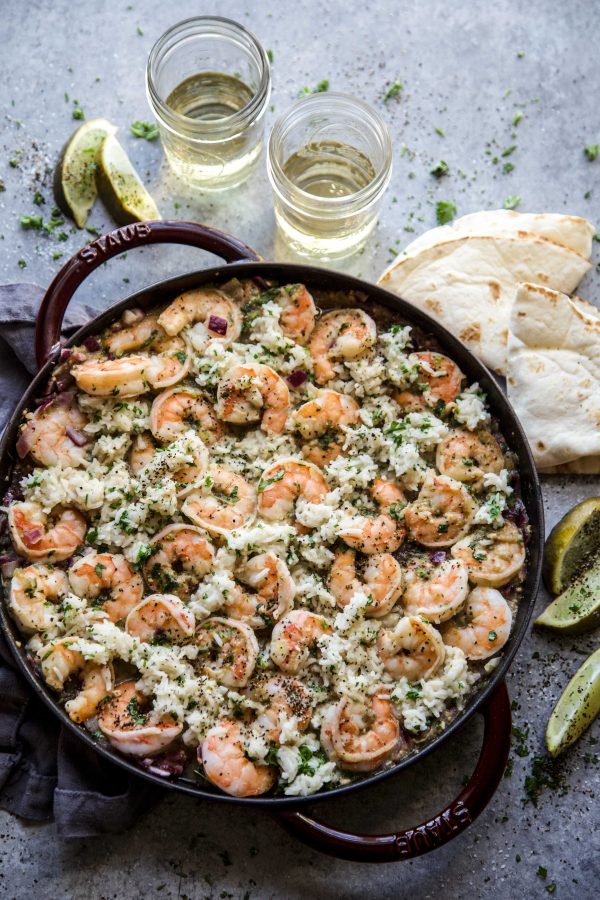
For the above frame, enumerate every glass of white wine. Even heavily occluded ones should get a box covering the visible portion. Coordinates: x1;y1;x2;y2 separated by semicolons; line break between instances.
267;93;392;260
147;17;271;190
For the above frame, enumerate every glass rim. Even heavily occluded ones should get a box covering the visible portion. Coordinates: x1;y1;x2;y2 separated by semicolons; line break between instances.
267;92;393;211
146;15;271;138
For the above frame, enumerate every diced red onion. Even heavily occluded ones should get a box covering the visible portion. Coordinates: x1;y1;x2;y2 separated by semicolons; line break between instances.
60;348;73;363
66;426;90;447
55;372;76;393
429;550;446;564
16;424;34;459
83;335;101;351
122;307;145;326
23;528;43;545
139;749;187;778
286;370;307;388
0;556;18;578
208;315;228;336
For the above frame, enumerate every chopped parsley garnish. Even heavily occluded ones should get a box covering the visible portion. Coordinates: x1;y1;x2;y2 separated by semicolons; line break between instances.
503;161;515;174
584;144;599;161
512;111;523;126
435;200;457;225
383;80;403;102
126;696;147;725
130;120;159;141
501;144;517;157
435;126;445;137
267;49;274;63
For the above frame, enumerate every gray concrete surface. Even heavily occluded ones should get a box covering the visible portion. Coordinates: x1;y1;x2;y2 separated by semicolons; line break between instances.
0;0;599;897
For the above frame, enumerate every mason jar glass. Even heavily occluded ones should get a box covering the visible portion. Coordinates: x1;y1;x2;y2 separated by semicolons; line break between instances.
267;93;392;260
147;16;271;190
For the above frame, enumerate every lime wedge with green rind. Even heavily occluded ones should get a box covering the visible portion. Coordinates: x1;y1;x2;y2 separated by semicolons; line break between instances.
536;554;600;633
546;647;600;756
96;133;161;225
54;118;117;227
543;497;600;596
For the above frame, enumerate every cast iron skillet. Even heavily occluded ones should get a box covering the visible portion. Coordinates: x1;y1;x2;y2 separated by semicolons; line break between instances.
0;221;543;862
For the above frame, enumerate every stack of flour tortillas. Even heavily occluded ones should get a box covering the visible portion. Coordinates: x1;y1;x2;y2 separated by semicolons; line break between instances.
378;209;600;472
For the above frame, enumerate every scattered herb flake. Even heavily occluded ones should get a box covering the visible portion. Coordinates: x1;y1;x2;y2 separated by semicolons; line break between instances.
501;144;517;157
503;162;515;174
430;160;449;178
512;111;523;126
17;259;26;269
383;80;403;102
130;120;159;141
504;194;521;210
267;49;274;63
584;144;599;161
435;126;445;136
435;200;457;225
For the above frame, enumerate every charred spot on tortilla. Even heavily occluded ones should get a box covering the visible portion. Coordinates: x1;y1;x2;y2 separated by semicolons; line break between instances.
459;323;481;343
488;281;501;302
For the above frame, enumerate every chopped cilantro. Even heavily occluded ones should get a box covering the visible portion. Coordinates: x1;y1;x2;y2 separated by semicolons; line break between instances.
430;160;449;178
503;194;521;210
383;80;403;102
435;200;457;225
130;120;159;141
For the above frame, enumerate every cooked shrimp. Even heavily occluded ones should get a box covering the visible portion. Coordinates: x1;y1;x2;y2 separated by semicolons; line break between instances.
277;284;317;344
309;309;377;384
97;680;182;756
404;471;477;548
72;355;151;399
150;387;223;445
293;390;360;467
451;522;525;587
65;662;114;724
201;720;276;797
216;364;290;434
157;287;242;342
9;564;69;633
393;351;463;413
270;610;330;674
436;429;505;488
377;615;446;680
125;594;195;643
39;638;85;691
441;586;512;660
9;502;86;563
196;617;259;688
251;674;313;741
129;431;157;475
103;314;191;389
16;395;89;468
257;458;329;522
402;557;469;624
339;478;406;554
182;467;257;536
68;552;144;623
329;549;403;617
143;524;214;598
226;553;295;629
321;692;401;772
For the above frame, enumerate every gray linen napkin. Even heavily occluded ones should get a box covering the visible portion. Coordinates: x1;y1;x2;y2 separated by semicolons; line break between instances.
0;283;158;837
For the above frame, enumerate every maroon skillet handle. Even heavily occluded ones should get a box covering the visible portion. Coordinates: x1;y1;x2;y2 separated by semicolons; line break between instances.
35;219;260;369
276;681;511;863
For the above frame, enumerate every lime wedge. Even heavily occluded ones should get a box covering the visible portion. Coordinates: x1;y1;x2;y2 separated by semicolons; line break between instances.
96;133;161;225
546;647;600;756
536;554;600;633
54;118;117;227
543;497;600;595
